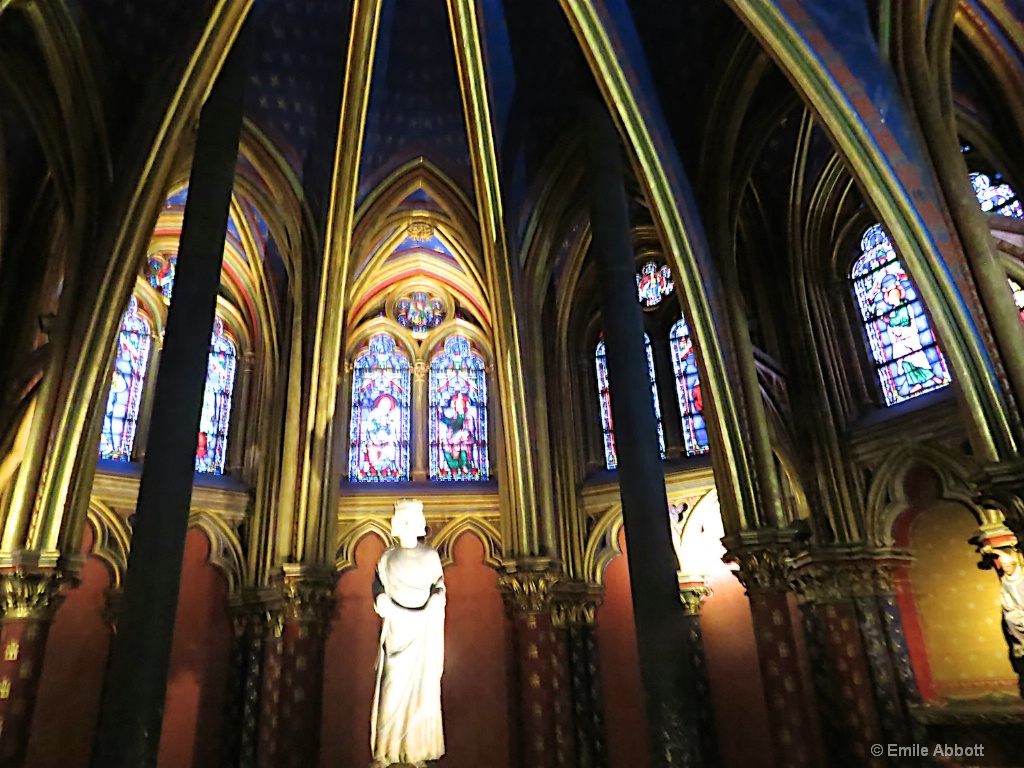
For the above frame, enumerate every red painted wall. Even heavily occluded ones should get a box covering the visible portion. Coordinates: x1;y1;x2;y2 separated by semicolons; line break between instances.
598;528;773;768
156;528;232;768
321;532;510;768
26;527;111;768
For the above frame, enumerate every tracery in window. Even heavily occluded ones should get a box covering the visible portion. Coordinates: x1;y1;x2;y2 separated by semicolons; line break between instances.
669;318;710;455
99;296;152;460
595;334;666;470
195;317;237;475
349;333;411;482
971;172;1023;219
429;335;488;481
396;291;447;334
850;224;951;406
636;261;674;307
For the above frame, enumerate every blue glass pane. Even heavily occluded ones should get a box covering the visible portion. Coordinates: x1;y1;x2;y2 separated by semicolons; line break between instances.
349;333;411;481
669;318;710;456
195;318;237;475
429;335;488;481
972;172;1023;219
99;297;152;460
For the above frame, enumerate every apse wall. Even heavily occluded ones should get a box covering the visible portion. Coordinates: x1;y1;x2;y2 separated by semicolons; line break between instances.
321;532;509;768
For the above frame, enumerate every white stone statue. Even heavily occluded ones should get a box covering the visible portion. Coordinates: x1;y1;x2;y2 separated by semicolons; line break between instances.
370;499;446;767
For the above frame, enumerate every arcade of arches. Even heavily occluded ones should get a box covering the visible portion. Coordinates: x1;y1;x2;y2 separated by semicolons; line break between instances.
2;1;1024;767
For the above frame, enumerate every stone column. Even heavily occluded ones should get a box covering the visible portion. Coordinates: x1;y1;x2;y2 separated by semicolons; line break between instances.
499;564;574;768
790;559;884;768
0;569;64;767
583;101;711;766
728;538;822;768
90;19;252;767
676;577;719;766
257;568;334;768
553;585;606;768
412;361;428;481
221;601;265;768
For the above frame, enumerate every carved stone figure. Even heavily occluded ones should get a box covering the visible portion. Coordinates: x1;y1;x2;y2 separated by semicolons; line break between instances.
993;547;1024;697
371;499;446;767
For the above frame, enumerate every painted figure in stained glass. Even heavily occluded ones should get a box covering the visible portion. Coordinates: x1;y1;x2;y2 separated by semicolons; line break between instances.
99;296;152;460
350;334;411;482
669;318;710;455
195;318;237;475
852;225;951;406
396;291;446;334
595;334;666;470
148;253;177;299
971;172;1023;219
636;261;674;307
429;335;487;481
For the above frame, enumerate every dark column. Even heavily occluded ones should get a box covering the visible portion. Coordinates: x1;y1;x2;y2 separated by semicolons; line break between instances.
90;22;252;767
553;585;607;768
582;102;708;766
221;601;265;768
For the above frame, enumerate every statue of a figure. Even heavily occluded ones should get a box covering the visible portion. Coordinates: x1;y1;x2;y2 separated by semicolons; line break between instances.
371;499;446;767
992;546;1024;698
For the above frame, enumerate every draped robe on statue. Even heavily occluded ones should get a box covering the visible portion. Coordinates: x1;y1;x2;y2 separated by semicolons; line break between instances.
371;543;446;765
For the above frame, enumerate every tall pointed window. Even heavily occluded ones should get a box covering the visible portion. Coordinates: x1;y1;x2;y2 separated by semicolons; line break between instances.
195;317;237;475
595;334;665;470
349;333;411;482
429;335;488;481
851;224;952;406
669;318;710;455
99;296;152;460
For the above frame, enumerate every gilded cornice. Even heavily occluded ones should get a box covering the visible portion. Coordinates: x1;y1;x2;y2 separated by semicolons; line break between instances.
788;550;913;603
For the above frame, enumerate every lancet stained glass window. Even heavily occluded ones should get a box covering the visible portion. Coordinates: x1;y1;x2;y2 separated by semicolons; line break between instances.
195;318;237;475
851;224;951;406
595;334;666;470
669;318;710;455
429;335;488;481
99;296;152;460
349;333;411;482
636;261;674;307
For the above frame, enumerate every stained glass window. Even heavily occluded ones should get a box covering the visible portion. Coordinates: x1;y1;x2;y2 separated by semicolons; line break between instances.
349;333;411;482
636;261;674;307
396;291;446;333
851;224;952;406
148;253;177;298
195;317;237;475
971;172;1023;219
669;318;710;455
99;297;152;460
595;334;666;470
1011;279;1024;325
429;335;488;481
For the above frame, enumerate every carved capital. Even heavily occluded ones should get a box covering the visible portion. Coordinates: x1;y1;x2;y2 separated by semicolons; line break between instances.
269;565;336;629
724;544;790;594
677;574;712;615
551;582;602;628
788;550;912;603
498;561;559;615
0;568;68;620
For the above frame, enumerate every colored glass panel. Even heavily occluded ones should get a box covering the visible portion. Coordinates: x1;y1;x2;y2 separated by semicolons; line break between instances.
349;333;411;482
636;261;674;307
851;225;952;406
195;318;237;475
669;318;710;455
148;253;177;298
396;291;446;333
1011;279;1024;325
595;334;666;470
99;297;152;461
429;335;488;481
971;172;1023;219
